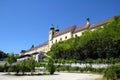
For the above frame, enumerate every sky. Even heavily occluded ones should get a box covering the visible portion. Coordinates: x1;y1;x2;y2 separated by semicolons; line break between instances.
0;0;120;54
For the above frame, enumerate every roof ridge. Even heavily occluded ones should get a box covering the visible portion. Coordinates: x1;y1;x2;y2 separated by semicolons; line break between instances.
74;24;90;33
26;41;48;52
89;17;113;29
54;25;76;37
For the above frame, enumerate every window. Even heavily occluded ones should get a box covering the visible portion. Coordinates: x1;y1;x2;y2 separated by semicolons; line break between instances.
60;38;62;41
65;36;67;39
82;32;84;35
75;34;77;37
55;40;57;43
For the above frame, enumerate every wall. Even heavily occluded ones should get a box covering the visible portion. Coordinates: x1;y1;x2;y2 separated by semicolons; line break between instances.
36;45;49;53
25;45;49;55
73;31;83;38
52;32;72;44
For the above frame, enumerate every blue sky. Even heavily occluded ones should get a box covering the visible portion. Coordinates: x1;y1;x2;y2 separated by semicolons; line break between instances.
0;0;120;54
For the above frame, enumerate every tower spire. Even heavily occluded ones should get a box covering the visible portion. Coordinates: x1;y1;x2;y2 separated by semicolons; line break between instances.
50;24;54;30
86;17;90;25
55;26;59;34
49;24;54;41
56;26;59;31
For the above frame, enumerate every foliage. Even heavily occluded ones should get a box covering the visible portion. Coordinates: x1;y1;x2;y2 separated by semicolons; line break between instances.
5;58;36;75
0;65;4;72
104;64;120;80
7;53;17;65
27;57;35;74
46;58;56;75
0;50;7;60
19;58;35;75
3;63;9;72
20;60;28;74
14;63;20;74
56;65;105;73
48;16;120;63
6;53;17;73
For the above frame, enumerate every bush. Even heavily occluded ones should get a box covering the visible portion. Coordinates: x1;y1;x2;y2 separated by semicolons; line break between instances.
14;64;20;74
46;58;56;75
71;66;79;71
94;68;105;73
104;64;120;80
56;64;105;73
8;66;15;72
3;63;9;72
0;65;4;72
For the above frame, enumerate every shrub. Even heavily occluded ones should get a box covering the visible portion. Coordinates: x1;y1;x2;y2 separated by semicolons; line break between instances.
104;64;120;80
3;63;9;72
94;68;105;73
14;64;20;75
0;65;4;72
46;58;56;75
71;66;79;71
8;66;14;72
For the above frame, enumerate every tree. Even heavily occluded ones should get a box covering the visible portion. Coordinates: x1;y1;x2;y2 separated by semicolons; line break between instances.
46;58;56;75
27;57;35;75
0;50;7;60
3;63;8;72
7;53;17;73
7;53;17;65
14;63;20;75
20;60;28;75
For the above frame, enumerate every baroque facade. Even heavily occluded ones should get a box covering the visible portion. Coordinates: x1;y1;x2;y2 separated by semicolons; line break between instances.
18;17;112;61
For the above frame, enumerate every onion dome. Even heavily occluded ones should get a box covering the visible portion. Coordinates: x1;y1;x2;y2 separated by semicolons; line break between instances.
50;24;54;30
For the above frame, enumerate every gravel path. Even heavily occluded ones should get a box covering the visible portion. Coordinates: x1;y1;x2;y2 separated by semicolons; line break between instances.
0;72;102;80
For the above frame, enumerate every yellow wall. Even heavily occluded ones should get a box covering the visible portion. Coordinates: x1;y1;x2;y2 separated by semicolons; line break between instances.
73;31;83;38
52;32;72;44
25;44;49;55
36;45;49;53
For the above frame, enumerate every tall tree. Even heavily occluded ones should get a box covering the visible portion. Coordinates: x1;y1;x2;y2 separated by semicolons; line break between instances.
0;50;7;60
7;53;17;65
